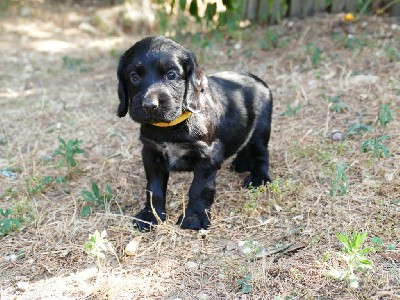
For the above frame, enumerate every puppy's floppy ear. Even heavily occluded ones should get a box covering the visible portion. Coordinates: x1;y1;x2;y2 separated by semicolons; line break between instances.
117;55;129;118
183;52;206;113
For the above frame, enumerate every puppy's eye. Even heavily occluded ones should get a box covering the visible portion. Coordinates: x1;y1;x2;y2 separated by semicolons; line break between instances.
166;70;178;80
130;72;140;84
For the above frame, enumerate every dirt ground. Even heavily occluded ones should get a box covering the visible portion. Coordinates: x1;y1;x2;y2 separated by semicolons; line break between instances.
0;3;399;300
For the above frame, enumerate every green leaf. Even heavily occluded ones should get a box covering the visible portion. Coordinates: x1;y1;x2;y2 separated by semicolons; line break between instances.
81;206;92;217
91;182;100;198
346;121;374;137
82;191;96;202
55;176;67;184
223;0;241;10
222;0;233;9
11;218;21;227
179;0;186;11
67;156;77;167
105;184;112;198
205;3;217;21
42;176;54;185
387;244;395;250
241;283;252;294
330;102;348;113
1;208;12;217
358;258;374;268
189;0;199;20
58;136;66;146
371;237;383;246
378;104;393;128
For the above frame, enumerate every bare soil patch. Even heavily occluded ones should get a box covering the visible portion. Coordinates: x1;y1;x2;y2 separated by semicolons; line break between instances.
0;4;399;299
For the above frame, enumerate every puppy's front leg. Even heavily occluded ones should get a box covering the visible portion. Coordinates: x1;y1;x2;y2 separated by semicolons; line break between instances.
134;146;169;231
178;164;217;230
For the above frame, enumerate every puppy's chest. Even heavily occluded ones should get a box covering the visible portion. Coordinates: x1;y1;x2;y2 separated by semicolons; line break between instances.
160;142;200;171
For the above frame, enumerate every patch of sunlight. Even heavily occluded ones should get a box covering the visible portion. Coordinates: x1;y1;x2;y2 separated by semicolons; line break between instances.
29;40;77;53
4;23;53;39
86;37;124;51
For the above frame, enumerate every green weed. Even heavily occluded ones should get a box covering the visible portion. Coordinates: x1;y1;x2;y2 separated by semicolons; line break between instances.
81;182;113;217
0;208;23;236
259;30;286;51
110;48;123;59
325;95;348;113
306;43;322;67
378;103;393;129
345;36;367;51
345;120;374;137
329;163;349;198
281;103;304;117
243;184;266;214
54;137;84;175
26;175;66;195
360;103;393;172
326;231;374;288
361;135;390;158
83;230;119;269
62;55;88;72
384;45;400;62
237;274;252;294
268;179;303;205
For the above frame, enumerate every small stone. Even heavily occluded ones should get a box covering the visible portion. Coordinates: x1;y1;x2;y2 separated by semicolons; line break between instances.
79;22;100;35
192;243;201;254
331;130;343;141
125;236;142;256
17;281;29;291
198;293;209;300
186;261;199;269
292;214;304;221
4;254;17;262
20;6;31;17
226;241;236;251
349;75;379;85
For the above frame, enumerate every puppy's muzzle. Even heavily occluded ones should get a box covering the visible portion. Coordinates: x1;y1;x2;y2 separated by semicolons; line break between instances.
142;97;158;113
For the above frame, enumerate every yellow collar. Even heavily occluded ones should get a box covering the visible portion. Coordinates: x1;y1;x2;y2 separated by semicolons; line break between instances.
151;111;192;127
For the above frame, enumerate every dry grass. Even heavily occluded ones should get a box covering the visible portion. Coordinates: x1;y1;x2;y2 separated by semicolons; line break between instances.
0;3;399;300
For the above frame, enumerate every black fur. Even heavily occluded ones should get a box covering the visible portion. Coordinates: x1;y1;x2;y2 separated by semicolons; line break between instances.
117;36;273;231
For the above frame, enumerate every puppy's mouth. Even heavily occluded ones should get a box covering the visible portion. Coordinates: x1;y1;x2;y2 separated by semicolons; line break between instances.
129;107;183;125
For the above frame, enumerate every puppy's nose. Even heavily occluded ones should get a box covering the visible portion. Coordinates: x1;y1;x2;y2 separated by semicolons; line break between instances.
142;97;158;112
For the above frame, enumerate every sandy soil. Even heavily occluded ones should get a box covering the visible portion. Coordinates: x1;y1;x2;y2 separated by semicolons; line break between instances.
0;3;399;299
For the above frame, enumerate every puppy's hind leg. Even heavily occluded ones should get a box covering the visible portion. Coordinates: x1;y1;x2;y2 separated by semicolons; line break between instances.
243;127;272;188
231;146;253;173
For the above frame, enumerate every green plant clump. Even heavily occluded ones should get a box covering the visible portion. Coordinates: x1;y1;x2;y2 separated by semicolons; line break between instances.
237;274;252;294
361;135;390;158
0;208;23;236
83;230;119;269
54;137;84;174
326;95;348;113
81;182;113;217
329;163;349;198
326;231;374;288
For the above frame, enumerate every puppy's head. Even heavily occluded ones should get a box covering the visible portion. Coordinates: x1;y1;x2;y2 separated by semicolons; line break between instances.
117;36;206;124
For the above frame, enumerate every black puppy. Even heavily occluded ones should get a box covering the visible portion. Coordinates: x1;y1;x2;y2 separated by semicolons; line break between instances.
117;36;272;231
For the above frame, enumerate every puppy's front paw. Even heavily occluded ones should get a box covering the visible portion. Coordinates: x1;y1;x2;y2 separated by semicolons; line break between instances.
177;208;210;230
244;174;271;188
133;208;166;231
